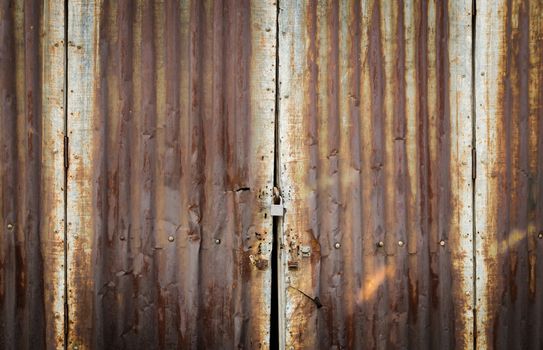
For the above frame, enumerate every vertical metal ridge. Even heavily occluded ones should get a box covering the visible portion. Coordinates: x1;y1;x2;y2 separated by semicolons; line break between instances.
41;1;69;348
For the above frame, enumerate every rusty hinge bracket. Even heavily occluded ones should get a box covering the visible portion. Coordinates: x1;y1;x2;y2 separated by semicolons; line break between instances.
471;147;476;179
64;136;69;169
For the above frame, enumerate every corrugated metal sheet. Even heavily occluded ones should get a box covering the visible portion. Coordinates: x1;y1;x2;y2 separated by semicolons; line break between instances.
0;1;65;349
66;0;276;348
475;0;543;349
277;1;474;349
1;1;543;349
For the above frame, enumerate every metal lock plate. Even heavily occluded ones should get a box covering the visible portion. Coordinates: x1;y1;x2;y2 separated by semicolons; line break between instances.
271;196;284;216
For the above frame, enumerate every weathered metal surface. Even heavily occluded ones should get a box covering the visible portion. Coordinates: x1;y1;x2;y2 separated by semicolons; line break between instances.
475;0;543;349
1;1;542;348
66;0;276;348
0;1;66;349
277;1;474;348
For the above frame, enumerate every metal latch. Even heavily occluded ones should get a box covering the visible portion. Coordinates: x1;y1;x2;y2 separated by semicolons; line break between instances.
271;187;284;216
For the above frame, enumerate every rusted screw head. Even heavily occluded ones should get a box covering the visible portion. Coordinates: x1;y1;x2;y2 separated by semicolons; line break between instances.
439;240;446;246
6;223;14;230
538;232;543;239
334;242;341;249
377;241;384;247
168;236;175;242
215;238;221;245
398;240;404;247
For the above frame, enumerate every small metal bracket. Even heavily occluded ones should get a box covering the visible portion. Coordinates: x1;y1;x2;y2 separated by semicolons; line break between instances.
287;260;299;270
300;245;311;257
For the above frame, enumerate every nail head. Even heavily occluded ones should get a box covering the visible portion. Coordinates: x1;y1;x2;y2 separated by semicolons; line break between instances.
168;236;175;242
398;240;404;247
119;235;125;241
538;232;543;239
377;241;384;247
7;224;14;230
334;242;341;249
440;240;446;246
215;238;221;245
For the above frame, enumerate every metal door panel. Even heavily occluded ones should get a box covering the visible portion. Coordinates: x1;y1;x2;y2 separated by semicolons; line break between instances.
277;1;474;348
66;1;276;348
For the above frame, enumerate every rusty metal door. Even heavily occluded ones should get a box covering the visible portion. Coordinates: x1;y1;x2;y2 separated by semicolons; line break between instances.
276;1;542;350
2;1;543;349
65;0;276;349
276;1;474;348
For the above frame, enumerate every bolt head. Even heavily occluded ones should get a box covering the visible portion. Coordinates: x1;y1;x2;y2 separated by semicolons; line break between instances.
168;236;175;242
215;238;221;245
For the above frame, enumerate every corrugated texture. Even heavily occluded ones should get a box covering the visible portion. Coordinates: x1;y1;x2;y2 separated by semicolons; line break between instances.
1;1;542;349
66;0;276;348
0;1;65;349
277;1;473;349
475;0;543;348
